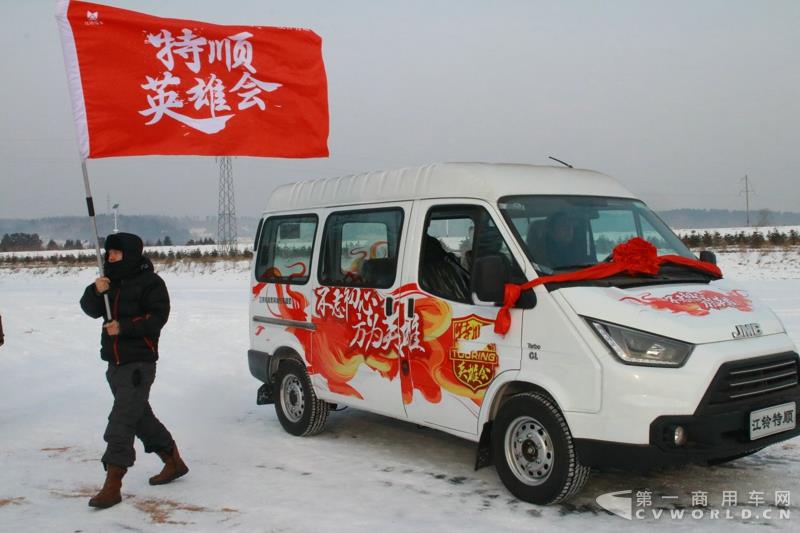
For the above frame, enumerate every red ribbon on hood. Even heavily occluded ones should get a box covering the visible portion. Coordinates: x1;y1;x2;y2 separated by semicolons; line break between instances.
493;237;723;335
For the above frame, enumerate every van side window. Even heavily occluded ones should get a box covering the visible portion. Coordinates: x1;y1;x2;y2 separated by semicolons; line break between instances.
255;215;318;284
420;205;525;304
319;208;404;288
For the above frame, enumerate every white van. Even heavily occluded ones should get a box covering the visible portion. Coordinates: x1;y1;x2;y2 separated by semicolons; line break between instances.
248;163;798;504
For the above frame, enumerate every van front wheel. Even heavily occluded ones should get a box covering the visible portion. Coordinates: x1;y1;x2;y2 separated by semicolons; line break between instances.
274;359;329;436
492;392;589;505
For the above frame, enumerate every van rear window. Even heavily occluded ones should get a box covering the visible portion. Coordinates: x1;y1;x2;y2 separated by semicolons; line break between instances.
255;214;318;284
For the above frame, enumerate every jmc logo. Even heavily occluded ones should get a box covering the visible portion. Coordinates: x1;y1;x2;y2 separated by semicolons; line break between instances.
732;322;762;339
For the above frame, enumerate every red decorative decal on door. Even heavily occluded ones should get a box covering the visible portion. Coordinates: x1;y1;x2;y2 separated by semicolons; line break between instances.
450;343;499;392
451;314;493;341
258;277;500;406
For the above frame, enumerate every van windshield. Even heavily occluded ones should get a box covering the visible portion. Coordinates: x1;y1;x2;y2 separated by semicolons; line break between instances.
498;195;694;275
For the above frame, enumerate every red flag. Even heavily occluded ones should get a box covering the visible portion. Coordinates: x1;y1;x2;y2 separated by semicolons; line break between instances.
56;0;329;159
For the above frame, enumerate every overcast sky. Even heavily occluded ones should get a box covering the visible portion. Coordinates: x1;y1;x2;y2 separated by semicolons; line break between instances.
0;0;798;219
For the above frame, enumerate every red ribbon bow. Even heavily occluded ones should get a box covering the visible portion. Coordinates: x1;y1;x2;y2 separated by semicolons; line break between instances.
493;237;722;335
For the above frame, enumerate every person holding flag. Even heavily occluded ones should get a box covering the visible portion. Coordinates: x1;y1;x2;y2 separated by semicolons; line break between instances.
56;0;328;509
80;233;189;509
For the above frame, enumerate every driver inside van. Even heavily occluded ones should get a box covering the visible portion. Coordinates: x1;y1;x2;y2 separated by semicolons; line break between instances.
545;212;584;268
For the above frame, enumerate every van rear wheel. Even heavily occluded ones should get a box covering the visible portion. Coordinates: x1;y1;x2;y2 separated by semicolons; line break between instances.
274;359;329;436
492;392;589;505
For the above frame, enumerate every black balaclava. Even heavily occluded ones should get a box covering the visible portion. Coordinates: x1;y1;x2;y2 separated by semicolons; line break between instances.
103;232;146;281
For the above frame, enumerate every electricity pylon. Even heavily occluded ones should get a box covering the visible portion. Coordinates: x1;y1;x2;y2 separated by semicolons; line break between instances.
217;156;238;254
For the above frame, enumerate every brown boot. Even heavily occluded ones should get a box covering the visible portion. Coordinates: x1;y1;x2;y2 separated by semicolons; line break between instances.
149;444;189;485
88;464;127;509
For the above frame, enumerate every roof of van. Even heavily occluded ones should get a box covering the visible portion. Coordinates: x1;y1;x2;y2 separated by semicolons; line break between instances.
264;162;636;213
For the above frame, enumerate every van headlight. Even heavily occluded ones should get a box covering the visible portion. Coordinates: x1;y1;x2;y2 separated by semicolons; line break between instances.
586;319;694;367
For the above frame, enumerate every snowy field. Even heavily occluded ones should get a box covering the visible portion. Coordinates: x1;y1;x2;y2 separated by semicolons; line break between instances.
1;253;799;532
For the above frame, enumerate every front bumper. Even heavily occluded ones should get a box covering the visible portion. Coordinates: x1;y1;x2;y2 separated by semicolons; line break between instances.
576;352;800;469
576;406;800;470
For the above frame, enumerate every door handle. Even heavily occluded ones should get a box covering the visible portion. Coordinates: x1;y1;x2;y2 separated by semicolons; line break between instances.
385;296;394;316
407;298;415;319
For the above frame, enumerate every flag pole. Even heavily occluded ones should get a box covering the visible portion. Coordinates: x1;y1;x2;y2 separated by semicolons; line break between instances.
81;159;112;320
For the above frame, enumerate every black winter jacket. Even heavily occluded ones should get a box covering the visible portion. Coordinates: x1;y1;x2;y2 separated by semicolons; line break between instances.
80;257;170;365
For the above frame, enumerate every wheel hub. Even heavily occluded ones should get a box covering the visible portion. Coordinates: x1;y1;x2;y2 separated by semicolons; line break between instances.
281;375;305;422
521;440;538;462
504;416;554;486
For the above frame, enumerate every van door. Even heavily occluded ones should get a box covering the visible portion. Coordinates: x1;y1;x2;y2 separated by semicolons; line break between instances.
309;203;412;419
250;213;320;372
400;200;528;437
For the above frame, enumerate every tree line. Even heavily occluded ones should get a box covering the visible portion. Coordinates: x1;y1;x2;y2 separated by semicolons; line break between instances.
679;228;800;249
0;248;253;267
0;233;215;252
5;228;799;257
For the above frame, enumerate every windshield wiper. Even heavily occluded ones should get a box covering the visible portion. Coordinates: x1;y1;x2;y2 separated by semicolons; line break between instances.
545;274;711;291
552;263;598;271
657;263;717;279
539;261;714;290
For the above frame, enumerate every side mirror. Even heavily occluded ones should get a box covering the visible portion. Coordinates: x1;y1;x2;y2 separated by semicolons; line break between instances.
471;255;510;305
699;250;717;265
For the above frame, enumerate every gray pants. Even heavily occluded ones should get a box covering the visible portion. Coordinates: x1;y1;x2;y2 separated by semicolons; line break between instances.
102;361;173;468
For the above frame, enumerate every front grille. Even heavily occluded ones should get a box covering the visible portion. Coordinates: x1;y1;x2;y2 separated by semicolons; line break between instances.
706;353;800;405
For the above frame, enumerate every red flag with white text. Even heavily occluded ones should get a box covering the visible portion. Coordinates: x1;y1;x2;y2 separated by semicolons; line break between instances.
56;0;329;159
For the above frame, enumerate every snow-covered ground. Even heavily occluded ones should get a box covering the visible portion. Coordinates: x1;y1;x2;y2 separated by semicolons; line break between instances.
1;256;799;532
715;249;800;279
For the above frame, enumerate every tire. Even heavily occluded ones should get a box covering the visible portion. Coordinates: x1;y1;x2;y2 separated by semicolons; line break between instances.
492;392;590;505
274;358;329;437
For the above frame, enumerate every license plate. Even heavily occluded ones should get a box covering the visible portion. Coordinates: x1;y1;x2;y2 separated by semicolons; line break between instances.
749;402;796;440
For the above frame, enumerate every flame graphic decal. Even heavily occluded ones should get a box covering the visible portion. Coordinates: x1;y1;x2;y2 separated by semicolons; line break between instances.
254;276;498;406
620;289;753;316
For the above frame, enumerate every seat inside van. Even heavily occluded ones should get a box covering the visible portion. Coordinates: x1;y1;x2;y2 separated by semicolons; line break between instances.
420;235;471;303
361;258;397;288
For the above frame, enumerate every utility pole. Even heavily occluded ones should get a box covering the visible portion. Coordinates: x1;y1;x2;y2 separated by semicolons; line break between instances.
112;203;120;233
739;175;754;227
217;156;238;254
